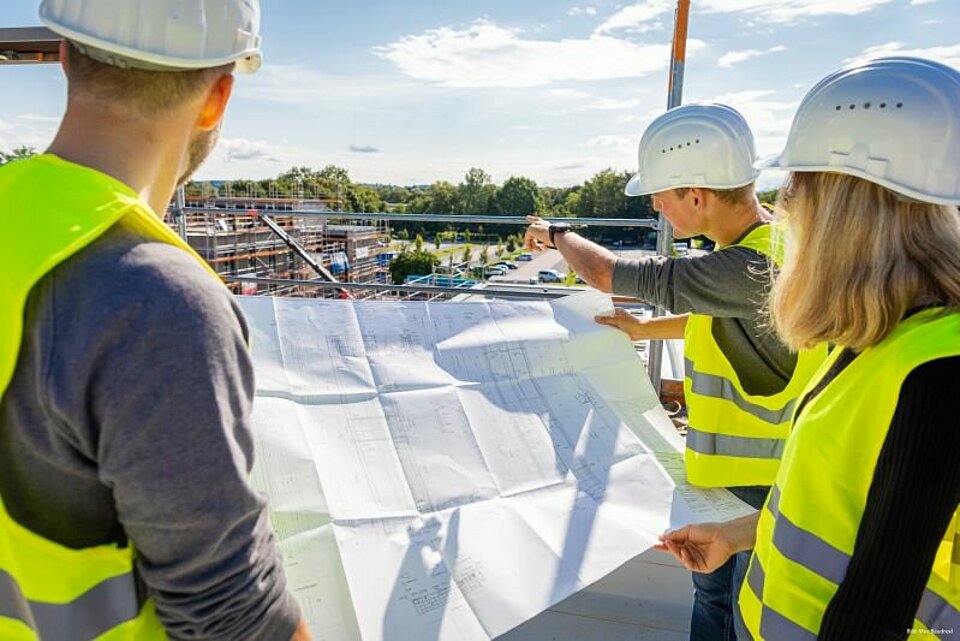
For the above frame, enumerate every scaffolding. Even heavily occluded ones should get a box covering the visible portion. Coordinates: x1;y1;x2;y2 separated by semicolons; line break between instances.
171;196;390;298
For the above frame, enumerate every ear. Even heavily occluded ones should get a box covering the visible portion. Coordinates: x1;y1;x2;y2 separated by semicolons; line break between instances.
197;74;235;131
689;187;705;210
59;40;69;75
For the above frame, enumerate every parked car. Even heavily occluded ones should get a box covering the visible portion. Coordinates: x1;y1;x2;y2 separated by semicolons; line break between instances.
496;261;519;270
538;269;565;283
484;265;508;277
517;253;534;261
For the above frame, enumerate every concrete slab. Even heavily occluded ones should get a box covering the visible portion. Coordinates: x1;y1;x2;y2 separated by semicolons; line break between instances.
497;549;692;640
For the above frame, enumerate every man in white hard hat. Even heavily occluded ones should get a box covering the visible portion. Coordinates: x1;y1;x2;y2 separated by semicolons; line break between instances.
524;104;826;641
0;2;311;639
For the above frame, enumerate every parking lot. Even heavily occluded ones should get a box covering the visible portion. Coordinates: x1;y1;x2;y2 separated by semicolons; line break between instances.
487;247;659;285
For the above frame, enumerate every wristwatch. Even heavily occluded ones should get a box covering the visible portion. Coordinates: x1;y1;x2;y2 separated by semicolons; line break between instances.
548;222;572;248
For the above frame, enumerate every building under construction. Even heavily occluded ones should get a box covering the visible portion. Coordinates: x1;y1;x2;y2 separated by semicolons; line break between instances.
169;195;390;297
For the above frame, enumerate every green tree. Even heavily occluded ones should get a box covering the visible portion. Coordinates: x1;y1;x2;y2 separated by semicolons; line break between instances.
541;185;577;217
415;234;425;252
573;169;654;243
461;245;472;265
495;176;544;217
458;167;496;214
0;146;36;165
434;235;442;250
347;184;383;212
758;189;779;205
389;249;440;285
479;246;490;266
506;236;517;253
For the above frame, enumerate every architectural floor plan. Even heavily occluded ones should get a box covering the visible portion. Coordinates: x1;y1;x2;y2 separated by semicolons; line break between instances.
241;292;751;641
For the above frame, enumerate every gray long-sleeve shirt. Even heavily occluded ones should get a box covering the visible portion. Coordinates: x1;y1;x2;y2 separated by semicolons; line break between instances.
611;223;797;396
0;222;300;640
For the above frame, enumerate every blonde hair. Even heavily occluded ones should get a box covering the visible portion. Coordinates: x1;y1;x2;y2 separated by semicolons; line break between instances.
64;42;233;117
771;171;960;351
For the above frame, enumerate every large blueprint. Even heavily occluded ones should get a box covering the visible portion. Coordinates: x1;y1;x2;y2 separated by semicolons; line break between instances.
239;292;752;641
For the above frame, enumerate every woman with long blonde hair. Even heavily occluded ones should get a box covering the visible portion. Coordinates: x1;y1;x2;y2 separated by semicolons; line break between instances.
658;56;960;640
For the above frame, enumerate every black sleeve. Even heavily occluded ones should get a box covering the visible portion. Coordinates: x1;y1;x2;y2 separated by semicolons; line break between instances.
819;356;960;641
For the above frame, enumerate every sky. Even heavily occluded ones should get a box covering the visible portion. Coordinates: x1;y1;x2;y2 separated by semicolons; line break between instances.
1;0;957;190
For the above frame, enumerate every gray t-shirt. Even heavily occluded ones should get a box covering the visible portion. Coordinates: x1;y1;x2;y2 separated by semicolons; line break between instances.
611;223;797;395
0;222;300;640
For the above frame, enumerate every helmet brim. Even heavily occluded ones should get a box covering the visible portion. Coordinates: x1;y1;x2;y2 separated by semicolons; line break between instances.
756;157;960;206
623;172;651;197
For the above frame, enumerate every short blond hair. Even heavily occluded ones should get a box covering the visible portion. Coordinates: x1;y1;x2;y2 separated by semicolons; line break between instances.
64;42;233;117
673;184;755;207
771;171;960;350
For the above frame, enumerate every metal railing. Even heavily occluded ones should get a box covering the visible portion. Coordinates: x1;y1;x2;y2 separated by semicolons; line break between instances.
177;208;659;229
227;276;578;300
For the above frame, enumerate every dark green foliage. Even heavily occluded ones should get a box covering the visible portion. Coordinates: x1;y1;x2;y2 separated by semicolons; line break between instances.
389;248;439;285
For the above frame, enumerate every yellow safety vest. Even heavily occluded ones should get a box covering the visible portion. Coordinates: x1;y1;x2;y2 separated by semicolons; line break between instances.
0;155;218;640
740;308;960;639
683;222;828;487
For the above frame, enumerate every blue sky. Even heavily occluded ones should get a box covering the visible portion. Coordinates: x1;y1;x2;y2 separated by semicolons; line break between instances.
1;0;957;189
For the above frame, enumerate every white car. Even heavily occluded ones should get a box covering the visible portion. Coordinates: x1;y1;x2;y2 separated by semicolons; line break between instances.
537;269;566;283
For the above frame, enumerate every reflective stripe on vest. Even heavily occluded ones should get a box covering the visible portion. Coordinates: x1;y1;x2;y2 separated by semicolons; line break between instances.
0;569;140;639
741;310;960;639
682;222;829;487
747;486;960;637
684;357;799;426
0;155;218;640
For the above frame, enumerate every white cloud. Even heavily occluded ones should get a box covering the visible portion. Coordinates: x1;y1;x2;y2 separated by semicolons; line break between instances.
0;117;56;151
375;21;704;88
585;134;636;148
910;0;938;5
717;45;786;68
585;98;643;110
240;64;415;106
217;138;284;164
548;88;593;100
17;114;61;123
568;6;598;16
597;0;893;33
595;1;674;33
845;42;960;69
546;89;642;111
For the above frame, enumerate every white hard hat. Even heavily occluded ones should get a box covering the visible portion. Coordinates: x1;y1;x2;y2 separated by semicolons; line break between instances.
757;56;960;206
39;0;262;73
625;103;760;197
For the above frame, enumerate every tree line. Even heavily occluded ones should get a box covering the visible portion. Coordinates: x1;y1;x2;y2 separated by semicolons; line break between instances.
182;165;662;245
0;147;776;247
